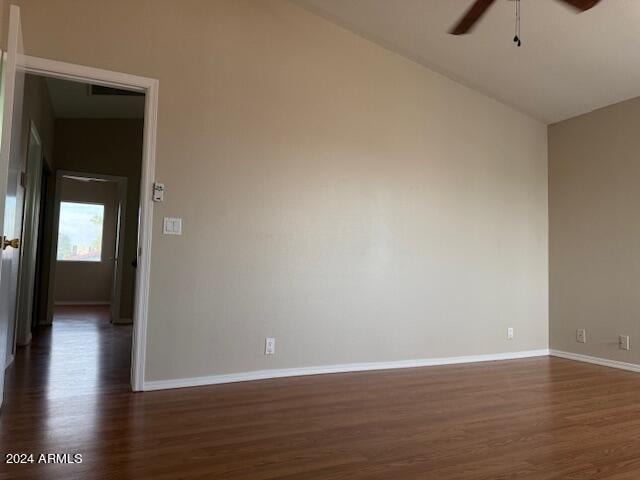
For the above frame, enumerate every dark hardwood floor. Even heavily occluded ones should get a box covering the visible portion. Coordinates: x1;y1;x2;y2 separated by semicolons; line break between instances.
2;308;640;479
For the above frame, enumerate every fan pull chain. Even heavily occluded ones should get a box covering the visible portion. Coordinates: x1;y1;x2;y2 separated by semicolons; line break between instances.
513;0;522;47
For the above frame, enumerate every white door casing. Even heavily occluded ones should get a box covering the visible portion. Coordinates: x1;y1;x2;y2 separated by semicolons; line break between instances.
15;122;43;347
19;54;158;392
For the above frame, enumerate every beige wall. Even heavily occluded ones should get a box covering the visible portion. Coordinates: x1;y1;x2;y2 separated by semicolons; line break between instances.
22;75;54;168
549;97;640;365
15;0;549;382
53;119;143;320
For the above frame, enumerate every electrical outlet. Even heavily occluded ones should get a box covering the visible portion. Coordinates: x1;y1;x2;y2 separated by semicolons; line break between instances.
576;329;586;344
507;327;514;340
619;335;630;351
265;337;275;355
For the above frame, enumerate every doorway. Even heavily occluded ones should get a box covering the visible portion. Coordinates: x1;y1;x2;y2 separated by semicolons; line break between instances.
4;70;149;397
0;7;158;402
48;171;128;326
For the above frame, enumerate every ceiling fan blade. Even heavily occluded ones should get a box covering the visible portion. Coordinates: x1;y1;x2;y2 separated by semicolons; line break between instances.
449;0;497;35
555;0;601;11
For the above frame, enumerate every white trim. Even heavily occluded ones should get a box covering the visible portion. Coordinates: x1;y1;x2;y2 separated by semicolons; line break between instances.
143;349;550;391
550;350;640;373
21;56;151;92
15;121;43;348
54;301;111;306
133;70;158;392
20;54;158;392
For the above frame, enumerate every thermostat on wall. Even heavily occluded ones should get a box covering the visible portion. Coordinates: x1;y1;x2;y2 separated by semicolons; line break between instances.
152;182;165;202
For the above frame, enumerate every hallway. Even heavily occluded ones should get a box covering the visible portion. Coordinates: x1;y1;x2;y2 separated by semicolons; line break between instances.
3;306;131;398
0;306;132;479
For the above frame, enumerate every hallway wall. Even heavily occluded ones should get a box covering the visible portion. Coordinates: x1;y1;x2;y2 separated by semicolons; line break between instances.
23;76;57;327
7;75;56;353
22;75;55;168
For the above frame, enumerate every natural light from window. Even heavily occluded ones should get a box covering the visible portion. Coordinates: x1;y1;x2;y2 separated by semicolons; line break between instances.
57;202;105;262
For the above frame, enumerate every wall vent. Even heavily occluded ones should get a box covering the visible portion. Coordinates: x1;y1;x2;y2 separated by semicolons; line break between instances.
88;84;144;97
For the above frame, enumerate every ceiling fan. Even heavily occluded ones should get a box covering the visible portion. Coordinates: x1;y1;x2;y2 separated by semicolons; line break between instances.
449;0;601;35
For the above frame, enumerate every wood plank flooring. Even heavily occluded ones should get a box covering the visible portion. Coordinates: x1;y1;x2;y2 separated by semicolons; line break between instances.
2;307;640;479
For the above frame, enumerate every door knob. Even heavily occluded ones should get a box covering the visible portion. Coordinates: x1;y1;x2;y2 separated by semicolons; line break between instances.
2;236;20;250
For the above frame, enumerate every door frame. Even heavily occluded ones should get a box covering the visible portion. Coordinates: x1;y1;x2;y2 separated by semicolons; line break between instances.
19;55;158;392
47;170;128;326
13;120;43;351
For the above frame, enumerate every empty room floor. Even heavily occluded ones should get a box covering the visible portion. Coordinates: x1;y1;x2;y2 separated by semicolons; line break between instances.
2;313;640;479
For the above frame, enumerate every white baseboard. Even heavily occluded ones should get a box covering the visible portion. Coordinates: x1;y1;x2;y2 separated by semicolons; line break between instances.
143;348;550;391
550;349;640;373
54;301;111;306
16;331;31;347
5;354;14;370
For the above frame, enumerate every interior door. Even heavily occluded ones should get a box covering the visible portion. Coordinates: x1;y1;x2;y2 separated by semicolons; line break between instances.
0;5;25;409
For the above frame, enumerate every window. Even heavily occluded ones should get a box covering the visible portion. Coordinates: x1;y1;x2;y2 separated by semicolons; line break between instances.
56;202;105;262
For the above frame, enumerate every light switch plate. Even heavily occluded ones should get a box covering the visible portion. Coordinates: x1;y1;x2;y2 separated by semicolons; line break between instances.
163;217;182;235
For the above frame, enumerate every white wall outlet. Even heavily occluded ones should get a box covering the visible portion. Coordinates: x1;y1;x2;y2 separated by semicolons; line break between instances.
619;335;630;351
163;217;182;235
265;337;275;355
576;329;587;344
507;327;514;340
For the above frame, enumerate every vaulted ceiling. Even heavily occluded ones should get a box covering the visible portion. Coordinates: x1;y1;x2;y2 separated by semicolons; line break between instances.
296;0;640;124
